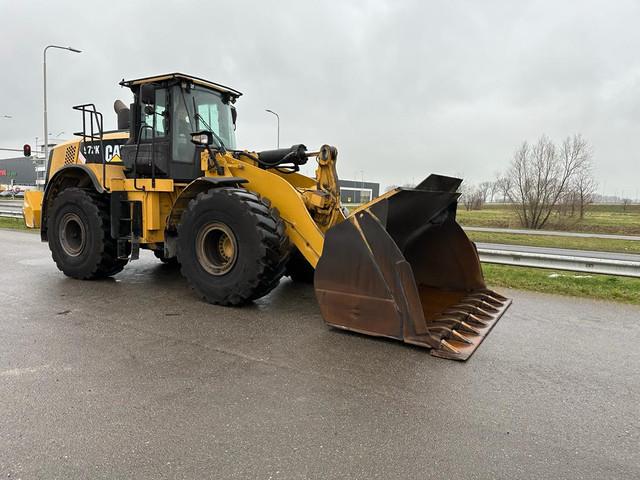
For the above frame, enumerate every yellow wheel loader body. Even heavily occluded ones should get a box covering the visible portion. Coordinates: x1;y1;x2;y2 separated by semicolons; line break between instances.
24;72;510;360
23;190;43;228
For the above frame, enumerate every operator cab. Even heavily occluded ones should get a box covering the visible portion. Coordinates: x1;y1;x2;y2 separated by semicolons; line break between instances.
119;73;241;182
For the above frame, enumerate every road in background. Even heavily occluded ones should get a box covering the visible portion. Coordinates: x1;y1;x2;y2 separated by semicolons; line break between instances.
465;225;640;241
476;242;640;262
0;229;639;479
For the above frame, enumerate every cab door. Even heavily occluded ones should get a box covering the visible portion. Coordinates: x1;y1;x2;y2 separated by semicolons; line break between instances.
169;85;202;181
136;86;171;177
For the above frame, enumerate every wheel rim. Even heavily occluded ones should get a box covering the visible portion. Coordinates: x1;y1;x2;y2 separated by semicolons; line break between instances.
196;222;238;276
59;212;86;257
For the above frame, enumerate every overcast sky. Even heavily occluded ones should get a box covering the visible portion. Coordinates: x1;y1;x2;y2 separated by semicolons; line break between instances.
1;0;639;197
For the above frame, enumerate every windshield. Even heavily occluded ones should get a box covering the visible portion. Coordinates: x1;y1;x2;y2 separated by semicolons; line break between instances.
180;86;236;149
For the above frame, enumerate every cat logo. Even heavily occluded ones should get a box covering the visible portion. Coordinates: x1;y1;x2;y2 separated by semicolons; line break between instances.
110;153;123;163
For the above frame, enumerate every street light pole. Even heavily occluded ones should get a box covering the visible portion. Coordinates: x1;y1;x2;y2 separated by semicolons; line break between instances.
43;45;81;163
265;109;280;148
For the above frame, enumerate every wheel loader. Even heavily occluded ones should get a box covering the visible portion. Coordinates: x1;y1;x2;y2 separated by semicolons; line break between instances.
23;73;511;360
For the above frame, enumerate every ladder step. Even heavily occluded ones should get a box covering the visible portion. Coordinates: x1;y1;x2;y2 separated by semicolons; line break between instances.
111;195;143;261
130;240;140;260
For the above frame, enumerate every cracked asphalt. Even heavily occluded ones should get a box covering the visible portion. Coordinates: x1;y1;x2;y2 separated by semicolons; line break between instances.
0;229;638;479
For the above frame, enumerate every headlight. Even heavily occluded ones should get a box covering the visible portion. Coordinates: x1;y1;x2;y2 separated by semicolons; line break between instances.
190;131;213;146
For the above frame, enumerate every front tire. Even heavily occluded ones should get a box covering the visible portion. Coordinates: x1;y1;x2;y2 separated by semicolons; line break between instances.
47;188;128;279
177;187;289;305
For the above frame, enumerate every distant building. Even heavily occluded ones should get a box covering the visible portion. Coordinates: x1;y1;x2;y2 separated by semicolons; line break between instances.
0;157;39;187
0;142;63;188
339;179;380;205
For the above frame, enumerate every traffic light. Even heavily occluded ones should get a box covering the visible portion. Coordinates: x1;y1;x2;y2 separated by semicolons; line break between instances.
23;144;31;157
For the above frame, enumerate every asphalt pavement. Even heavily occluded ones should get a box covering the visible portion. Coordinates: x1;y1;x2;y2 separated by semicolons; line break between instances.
1;229;639;479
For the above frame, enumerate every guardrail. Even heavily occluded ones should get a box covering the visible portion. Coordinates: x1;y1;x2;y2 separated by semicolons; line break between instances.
0;209;23;219
465;226;640;242
477;248;640;278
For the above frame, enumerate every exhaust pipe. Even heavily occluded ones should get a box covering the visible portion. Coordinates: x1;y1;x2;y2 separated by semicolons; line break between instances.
114;99;130;130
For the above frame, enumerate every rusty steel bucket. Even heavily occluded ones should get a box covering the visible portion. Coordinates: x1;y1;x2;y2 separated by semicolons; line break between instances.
314;174;512;360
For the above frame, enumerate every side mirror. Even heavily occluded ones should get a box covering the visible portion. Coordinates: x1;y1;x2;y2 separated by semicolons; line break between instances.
191;131;213;146
231;106;237;126
140;84;155;105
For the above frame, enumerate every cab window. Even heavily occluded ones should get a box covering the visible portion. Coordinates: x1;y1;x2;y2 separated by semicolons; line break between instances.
141;88;167;139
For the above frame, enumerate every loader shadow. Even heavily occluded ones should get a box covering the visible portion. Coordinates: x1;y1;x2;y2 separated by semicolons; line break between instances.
104;260;433;356
131;260;322;318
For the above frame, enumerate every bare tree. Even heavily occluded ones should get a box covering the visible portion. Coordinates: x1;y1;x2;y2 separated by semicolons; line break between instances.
556;189;575;217
488;183;497;203
488;174;501;203
494;175;512;203
622;198;632;212
478;181;493;203
460;183;486;211
506;134;591;229
572;163;597;219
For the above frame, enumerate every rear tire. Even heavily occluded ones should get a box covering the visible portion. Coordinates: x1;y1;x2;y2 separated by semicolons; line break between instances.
47;188;128;279
177;187;289;305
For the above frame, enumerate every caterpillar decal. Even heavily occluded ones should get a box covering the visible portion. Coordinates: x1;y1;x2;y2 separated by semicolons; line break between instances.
80;138;127;164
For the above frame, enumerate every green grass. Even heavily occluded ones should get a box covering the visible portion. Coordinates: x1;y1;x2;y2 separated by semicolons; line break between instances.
458;204;640;235
483;263;640;305
0;217;31;231
467;231;640;254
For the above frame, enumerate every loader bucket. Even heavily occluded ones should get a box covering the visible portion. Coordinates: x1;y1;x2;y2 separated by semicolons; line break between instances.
314;174;511;360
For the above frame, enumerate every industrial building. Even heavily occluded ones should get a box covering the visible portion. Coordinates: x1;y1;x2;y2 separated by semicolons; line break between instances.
338;179;380;206
0;156;42;187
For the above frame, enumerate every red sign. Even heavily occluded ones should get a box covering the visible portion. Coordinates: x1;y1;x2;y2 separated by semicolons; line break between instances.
0;169;6;176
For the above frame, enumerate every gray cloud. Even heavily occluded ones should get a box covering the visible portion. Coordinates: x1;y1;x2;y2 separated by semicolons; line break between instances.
1;0;639;196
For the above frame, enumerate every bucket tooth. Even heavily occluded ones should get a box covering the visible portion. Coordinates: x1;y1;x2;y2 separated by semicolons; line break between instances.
457;321;484;336
440;309;492;324
467;313;492;326
429;317;484;336
466;292;504;307
438;340;460;355
450;330;474;345
457;302;499;314
458;304;498;316
482;289;509;302
314;174;512;361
